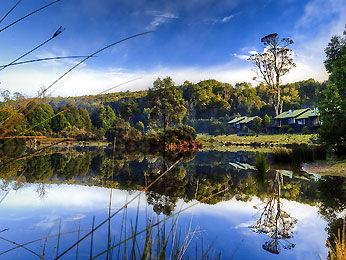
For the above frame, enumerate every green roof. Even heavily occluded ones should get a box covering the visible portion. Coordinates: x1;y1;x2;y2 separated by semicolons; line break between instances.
275;108;310;119
238;116;260;124
228;116;246;124
228;116;260;124
296;108;319;119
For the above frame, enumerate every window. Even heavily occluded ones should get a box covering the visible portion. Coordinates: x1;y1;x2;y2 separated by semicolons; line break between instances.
288;118;295;124
297;119;305;125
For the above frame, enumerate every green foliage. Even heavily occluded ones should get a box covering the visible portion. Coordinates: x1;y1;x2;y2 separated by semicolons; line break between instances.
105;118;142;144
302;126;310;134
159;125;197;144
51;113;69;132
118;100;140;121
255;153;270;175
0;104;26;132
251;117;263;134
234;82;263;114
318;31;346;154
0;75;322;139
134;121;145;133
50;106;92;138
147;77;187;128
24;102;54;132
92;106;117;129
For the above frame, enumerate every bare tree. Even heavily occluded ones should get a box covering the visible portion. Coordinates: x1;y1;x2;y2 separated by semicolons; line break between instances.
248;33;295;116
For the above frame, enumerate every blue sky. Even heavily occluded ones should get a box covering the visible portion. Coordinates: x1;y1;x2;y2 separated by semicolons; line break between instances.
0;0;345;96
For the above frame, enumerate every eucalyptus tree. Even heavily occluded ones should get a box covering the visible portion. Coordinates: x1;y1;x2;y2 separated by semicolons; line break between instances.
249;33;295;116
147;77;186;129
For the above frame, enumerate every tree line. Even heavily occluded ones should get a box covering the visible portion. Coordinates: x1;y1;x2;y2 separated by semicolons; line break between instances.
0;77;322;138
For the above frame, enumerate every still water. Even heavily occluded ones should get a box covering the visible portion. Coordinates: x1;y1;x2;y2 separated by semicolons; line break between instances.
0;144;345;259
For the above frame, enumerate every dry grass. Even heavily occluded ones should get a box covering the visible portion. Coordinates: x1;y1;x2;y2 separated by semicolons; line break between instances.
328;221;346;260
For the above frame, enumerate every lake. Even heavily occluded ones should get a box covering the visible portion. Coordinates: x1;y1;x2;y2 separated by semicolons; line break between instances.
0;144;345;259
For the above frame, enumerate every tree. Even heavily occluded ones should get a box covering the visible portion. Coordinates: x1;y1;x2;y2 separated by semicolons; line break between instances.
78;108;92;131
263;114;271;133
118;100;139;121
24;102;54;132
233;82;263;115
104;118;142;144
249;33;295;116
51;106;92;133
92;106;117;129
147;77;186;129
0;105;26;132
318;30;346;154
51;113;69;132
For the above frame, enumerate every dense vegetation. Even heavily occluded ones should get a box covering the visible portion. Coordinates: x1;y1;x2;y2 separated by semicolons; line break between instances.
318;30;346;155
0;77;322;139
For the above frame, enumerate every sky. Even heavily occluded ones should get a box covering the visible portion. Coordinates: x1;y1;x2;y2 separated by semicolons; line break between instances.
0;0;345;97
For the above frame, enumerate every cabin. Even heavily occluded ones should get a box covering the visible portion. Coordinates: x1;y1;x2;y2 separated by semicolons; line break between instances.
274;108;310;127
228;116;247;130
274;108;320;132
228;116;261;135
296;108;320;127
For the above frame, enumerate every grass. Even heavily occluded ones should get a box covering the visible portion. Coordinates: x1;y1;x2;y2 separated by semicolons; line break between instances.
328;220;346;260
198;134;317;150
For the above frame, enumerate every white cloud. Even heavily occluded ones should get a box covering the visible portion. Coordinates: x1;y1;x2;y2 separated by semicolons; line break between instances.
3;0;345;97
290;0;346;82
146;11;179;30
1;55;331;97
205;13;239;25
233;53;249;60
233;50;257;60
221;14;235;23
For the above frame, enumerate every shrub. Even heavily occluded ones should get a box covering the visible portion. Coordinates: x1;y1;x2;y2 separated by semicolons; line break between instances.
255;153;270;175
302;126;310;134
105;119;142;144
160;125;197;144
287;127;295;134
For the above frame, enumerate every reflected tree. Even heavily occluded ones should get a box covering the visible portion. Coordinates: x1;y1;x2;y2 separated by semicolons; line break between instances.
251;171;297;254
146;191;177;216
318;176;346;222
36;183;48;199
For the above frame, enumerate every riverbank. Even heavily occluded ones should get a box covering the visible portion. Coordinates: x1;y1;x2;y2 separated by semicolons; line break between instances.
198;134;318;150
302;160;346;177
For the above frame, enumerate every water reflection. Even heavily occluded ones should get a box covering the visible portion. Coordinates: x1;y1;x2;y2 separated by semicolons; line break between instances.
251;172;297;254
0;144;345;259
0;184;330;259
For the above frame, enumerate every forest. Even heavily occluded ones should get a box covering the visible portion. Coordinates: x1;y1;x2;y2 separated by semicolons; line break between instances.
0;78;322;140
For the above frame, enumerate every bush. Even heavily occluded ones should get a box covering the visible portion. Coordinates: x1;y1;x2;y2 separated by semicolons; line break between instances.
105;119;142;144
302;126;310;134
134;121;145;133
287;127;295;134
160;125;197;144
255;153;270;175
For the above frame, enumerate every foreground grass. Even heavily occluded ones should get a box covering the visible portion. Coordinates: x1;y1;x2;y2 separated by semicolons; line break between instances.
198;134;317;150
328;220;346;260
302;160;346;177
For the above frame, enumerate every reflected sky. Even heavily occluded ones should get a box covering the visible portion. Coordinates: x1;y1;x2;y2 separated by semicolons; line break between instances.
0;183;329;259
